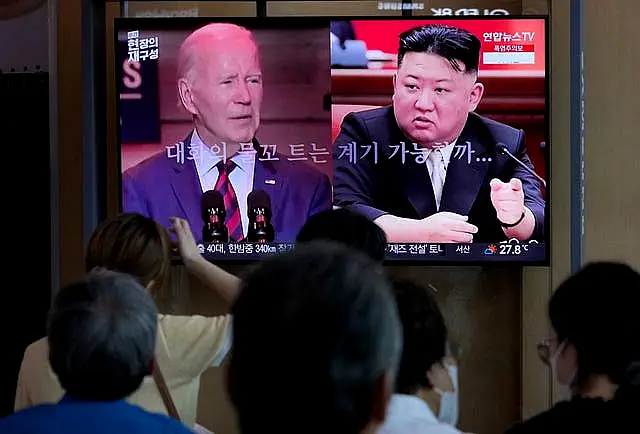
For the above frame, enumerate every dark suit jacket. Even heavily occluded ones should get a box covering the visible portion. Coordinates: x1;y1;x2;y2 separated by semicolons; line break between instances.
332;106;545;242
0;396;192;434
123;132;332;242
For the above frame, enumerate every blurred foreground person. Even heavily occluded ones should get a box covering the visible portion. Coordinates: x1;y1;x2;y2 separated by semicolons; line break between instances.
0;270;192;433
227;242;402;434
379;279;464;434
506;262;640;433
16;213;235;430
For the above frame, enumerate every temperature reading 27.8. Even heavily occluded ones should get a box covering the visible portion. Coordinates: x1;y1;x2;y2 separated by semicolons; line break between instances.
499;243;527;255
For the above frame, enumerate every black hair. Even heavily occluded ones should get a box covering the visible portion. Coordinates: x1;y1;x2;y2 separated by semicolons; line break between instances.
392;278;447;394
296;208;388;262
549;262;640;405
398;24;481;74
228;241;402;434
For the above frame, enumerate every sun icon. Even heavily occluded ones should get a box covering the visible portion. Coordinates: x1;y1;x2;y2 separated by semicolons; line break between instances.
488;244;497;254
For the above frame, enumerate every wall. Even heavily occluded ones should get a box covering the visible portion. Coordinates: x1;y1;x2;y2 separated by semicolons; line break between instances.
0;0;48;72
583;0;640;269
0;0;51;416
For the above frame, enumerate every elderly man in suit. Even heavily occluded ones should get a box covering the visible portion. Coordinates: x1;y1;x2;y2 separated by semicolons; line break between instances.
123;23;331;242
333;24;545;244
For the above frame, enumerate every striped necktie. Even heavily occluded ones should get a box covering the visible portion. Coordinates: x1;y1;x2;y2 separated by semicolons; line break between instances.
214;160;244;242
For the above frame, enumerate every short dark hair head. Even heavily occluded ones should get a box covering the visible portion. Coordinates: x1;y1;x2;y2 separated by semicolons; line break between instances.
228;241;402;434
48;269;158;401
392;278;447;394
549;262;640;388
86;213;171;290
398;24;481;74
296;208;387;262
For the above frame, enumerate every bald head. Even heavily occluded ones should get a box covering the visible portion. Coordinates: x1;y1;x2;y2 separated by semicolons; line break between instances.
176;22;263;147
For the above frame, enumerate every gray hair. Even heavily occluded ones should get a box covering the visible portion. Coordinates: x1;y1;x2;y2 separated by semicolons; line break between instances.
229;241;402;434
48;269;158;401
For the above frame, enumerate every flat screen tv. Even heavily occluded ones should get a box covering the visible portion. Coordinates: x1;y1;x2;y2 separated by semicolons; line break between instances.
115;16;549;264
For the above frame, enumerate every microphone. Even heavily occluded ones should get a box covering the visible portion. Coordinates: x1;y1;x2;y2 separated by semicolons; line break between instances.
201;190;228;243
247;190;274;243
496;143;547;188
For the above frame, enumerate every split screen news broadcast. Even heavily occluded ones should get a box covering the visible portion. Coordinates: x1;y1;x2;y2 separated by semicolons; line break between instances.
117;16;549;263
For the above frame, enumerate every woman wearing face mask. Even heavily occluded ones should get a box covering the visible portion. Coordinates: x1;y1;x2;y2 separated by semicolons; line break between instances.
506;262;640;433
379;279;467;434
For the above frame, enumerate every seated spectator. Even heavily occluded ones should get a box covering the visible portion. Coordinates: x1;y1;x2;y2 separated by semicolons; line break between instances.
15;213;235;429
0;270;192;433
379;279;463;434
506;262;640;433
295;208;388;262
227;241;402;434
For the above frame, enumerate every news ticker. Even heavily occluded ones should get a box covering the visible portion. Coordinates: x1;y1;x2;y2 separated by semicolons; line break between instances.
194;240;545;261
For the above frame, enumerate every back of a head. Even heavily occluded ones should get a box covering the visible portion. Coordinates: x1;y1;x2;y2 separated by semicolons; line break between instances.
85;213;171;289
48;269;158;401
391;278;448;394
295;209;387;262
228;241;401;434
549;262;640;392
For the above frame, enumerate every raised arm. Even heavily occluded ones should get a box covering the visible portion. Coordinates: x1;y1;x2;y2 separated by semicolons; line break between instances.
170;217;240;303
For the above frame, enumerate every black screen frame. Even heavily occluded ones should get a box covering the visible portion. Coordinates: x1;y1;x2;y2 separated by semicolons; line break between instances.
113;15;551;266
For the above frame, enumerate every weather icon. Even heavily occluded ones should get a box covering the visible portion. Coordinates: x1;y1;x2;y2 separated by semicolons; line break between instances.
484;244;497;255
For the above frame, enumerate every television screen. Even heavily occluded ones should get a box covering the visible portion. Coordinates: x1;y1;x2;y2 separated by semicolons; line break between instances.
116;16;549;263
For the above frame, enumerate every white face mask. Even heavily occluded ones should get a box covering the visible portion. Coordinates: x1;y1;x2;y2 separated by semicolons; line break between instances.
550;340;576;401
435;364;459;426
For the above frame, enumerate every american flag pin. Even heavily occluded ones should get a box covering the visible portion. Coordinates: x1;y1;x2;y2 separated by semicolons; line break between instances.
265;179;276;185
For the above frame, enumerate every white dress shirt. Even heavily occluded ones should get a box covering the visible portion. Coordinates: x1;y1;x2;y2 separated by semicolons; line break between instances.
191;130;256;237
378;394;463;434
424;139;457;211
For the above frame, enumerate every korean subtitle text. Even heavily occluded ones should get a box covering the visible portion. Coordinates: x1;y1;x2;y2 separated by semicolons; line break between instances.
166;142;228;164
127;30;140;62
453;141;476;165
455;245;471;254
258;144;279;161
285;143;330;163
337;141;379;164
138;36;159;61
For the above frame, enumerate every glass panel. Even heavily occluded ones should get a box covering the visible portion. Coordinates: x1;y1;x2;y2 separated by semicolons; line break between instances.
267;0;402;17
522;0;550;15
123;1;257;18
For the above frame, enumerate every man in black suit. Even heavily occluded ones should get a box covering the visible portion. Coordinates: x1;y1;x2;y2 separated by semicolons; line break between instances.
332;24;545;243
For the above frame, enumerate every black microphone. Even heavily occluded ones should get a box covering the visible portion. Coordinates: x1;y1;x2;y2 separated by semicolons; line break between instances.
201;190;229;243
496;143;547;188
247;190;274;243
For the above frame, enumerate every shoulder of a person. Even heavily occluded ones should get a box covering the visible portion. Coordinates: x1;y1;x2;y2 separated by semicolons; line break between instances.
0;404;54;427
339;105;395;144
506;398;609;433
469;112;521;147
25;336;49;354
123;144;180;178
144;409;193;433
124;401;192;432
347;105;391;123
